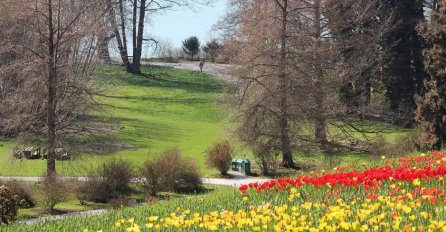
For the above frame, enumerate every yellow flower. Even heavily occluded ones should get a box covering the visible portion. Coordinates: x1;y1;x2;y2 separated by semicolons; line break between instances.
148;216;159;222
83;229;89;232
413;178;421;186
145;223;153;229
243;196;249;201
360;224;369;232
402;206;412;214
381;155;386;160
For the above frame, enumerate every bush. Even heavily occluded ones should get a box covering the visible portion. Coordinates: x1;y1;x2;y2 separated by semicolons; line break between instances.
141;149;202;196
0;186;21;225
370;129;423;158
108;196;136;209
81;159;134;203
206;140;233;175
252;143;279;176
0;180;35;208
38;173;67;214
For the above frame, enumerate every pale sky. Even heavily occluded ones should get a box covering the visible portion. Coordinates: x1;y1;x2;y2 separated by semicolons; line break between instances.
143;0;228;57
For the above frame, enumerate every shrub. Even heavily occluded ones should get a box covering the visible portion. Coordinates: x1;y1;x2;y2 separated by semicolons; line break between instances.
172;159;202;194
141;149;202;196
108;196;136;209
252;143;279;176
0;186;21;225
38;173;67;214
370;129;423;158
82;159;134;203
206;140;233;175
0;180;35;208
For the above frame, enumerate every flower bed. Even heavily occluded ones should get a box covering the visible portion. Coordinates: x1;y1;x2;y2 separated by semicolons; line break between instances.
80;152;446;232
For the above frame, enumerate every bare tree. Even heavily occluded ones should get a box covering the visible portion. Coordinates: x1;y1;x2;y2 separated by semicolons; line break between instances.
107;0;212;74
222;0;384;168
0;0;107;174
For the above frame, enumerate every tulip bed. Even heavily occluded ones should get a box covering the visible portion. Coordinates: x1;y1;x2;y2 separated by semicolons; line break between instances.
3;152;446;232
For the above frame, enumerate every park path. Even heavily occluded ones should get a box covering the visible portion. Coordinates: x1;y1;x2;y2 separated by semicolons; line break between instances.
148;62;238;83
0;172;270;188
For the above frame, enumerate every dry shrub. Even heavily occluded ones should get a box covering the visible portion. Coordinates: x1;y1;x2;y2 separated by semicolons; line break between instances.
38;173;67;214
80;159;134;203
252;143;279;176
206;140;233;175
108;196;136;209
370;129;423;158
0;180;35;208
140;149;202;196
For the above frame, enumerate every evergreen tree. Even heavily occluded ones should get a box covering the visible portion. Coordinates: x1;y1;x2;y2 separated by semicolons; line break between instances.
203;39;222;63
415;0;446;149
380;1;426;112
182;36;200;60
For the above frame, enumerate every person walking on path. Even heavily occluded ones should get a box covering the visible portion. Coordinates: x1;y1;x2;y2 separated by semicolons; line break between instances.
199;61;204;72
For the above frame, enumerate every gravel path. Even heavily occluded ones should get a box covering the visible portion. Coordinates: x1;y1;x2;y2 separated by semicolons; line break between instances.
148;62;238;83
0;173;269;188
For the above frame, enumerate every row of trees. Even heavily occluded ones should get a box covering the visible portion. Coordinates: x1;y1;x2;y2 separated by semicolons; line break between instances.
181;36;222;61
153;37;223;62
216;0;446;168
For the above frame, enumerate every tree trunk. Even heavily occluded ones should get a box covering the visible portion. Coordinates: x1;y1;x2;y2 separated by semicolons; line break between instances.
131;0;146;74
107;0;131;71
98;36;111;63
47;0;56;175
118;0;131;72
314;0;328;149
278;0;296;169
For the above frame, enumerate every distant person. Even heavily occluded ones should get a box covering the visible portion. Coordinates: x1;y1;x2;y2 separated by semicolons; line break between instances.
199;61;204;72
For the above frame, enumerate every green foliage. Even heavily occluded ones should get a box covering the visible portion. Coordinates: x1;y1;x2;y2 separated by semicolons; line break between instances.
140;149;202;196
0;186;20;225
206;140;233;175
182;36;201;60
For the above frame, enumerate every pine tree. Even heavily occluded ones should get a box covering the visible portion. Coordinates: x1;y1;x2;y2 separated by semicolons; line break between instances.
380;1;426;112
415;0;446;149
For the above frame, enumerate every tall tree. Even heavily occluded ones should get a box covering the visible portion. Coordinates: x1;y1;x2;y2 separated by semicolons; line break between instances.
107;0;210;74
0;0;106;174
203;39;222;62
380;1;426;112
182;36;201;61
415;0;446;149
224;0;382;168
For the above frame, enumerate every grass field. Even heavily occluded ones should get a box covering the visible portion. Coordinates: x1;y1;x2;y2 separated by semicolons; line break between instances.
0;64;415;177
0;65;232;176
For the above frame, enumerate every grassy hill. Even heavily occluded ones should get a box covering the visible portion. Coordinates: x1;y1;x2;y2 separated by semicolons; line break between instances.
0;65;232;176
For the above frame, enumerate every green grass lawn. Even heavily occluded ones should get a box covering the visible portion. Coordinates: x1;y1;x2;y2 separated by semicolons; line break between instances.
0;65;232;176
0;64;415;177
